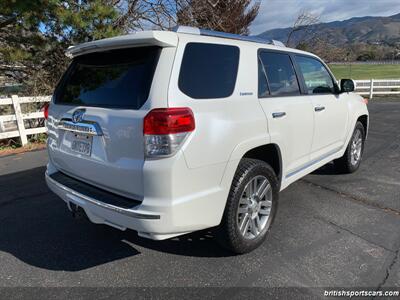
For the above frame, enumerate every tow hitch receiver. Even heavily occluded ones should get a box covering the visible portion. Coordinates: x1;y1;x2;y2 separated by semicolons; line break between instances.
68;202;87;219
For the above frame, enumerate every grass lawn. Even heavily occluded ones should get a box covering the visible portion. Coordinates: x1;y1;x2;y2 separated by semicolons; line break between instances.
328;64;400;80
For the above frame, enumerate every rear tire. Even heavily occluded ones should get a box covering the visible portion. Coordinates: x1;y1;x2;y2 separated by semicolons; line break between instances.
335;121;365;174
216;158;279;254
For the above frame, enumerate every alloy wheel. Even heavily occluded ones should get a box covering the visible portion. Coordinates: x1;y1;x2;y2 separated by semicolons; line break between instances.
236;175;272;239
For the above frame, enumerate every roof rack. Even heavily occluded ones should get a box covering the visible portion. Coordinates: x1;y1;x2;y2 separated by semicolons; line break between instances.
173;26;285;47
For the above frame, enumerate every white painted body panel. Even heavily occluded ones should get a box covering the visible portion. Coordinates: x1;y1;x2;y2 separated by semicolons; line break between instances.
309;94;349;160
46;29;369;240
259;95;314;179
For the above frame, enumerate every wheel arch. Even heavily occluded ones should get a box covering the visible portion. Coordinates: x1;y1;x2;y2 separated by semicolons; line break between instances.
357;114;369;139
221;138;284;193
342;99;369;156
242;144;283;188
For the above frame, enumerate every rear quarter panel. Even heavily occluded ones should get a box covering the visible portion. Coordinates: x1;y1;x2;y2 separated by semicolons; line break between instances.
168;35;270;170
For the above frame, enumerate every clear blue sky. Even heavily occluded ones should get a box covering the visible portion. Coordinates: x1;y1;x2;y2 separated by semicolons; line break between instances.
251;0;400;34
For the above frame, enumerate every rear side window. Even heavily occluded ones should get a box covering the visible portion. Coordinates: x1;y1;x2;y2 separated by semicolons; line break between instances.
258;52;300;97
55;47;161;109
295;56;335;94
178;43;239;99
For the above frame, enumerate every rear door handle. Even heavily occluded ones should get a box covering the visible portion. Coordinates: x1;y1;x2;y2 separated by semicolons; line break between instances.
314;106;325;112
272;112;286;118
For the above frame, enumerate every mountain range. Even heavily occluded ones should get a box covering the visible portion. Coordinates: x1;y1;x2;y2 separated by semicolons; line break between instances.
257;13;400;46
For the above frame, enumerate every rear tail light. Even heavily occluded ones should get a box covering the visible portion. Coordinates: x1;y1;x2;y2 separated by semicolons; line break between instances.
144;108;195;158
43;103;50;120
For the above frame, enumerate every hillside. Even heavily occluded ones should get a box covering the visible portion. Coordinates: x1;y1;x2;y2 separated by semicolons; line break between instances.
257;13;400;46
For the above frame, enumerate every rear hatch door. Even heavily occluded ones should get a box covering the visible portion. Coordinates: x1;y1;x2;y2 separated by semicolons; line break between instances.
47;45;167;199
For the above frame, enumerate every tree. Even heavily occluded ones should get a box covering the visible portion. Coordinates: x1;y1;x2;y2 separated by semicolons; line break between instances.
357;51;376;62
286;11;320;47
284;11;350;62
0;0;125;95
177;0;260;35
136;0;260;34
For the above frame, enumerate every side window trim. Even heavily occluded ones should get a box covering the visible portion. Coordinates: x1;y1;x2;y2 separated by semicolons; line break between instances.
257;49;303;99
258;55;270;98
288;53;309;95
294;54;338;96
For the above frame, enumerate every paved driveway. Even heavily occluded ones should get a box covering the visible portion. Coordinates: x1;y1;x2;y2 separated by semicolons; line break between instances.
0;100;399;297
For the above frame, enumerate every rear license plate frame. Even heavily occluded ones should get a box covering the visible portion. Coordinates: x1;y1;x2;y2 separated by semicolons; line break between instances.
71;133;93;156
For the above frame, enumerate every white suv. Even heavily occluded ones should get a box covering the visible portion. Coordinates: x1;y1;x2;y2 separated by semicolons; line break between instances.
45;26;369;253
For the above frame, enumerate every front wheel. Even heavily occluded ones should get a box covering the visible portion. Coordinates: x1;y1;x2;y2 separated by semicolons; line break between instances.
216;158;279;254
335;121;365;173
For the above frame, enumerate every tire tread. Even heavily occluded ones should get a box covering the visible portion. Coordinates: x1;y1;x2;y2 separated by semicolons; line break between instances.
335;121;365;174
217;158;278;254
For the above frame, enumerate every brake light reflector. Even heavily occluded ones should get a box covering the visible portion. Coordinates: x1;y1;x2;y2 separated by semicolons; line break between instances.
144;108;195;135
43;103;50;120
144;108;195;158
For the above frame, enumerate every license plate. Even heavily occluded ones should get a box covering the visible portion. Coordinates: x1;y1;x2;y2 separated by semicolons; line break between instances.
71;134;92;156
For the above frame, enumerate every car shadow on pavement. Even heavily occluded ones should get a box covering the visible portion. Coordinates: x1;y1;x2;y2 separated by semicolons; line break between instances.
123;229;234;258
0;167;233;272
311;162;343;175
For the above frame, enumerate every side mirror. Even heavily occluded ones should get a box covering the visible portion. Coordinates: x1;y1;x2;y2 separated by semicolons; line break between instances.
340;79;356;93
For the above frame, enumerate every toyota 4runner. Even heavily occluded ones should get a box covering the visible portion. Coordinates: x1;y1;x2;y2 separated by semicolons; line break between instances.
45;26;369;253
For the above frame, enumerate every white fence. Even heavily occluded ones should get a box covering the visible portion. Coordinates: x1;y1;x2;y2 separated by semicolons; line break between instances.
355;79;400;99
0;95;51;145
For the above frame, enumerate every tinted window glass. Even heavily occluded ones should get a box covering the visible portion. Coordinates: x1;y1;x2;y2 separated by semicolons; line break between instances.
178;43;239;99
296;56;335;94
258;57;270;97
259;52;300;97
55;47;161;109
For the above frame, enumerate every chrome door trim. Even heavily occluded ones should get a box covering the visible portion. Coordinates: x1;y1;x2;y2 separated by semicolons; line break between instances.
285;146;342;179
58;119;103;136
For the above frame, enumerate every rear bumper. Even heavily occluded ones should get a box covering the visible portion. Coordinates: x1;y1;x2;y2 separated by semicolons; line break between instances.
46;172;184;240
45;158;228;240
46;172;159;220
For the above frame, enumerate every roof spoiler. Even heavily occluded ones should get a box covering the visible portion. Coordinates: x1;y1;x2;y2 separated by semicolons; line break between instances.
66;31;178;58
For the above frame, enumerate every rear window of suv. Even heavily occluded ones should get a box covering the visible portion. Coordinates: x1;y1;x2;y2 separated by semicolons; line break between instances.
178;43;239;99
54;46;161;109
